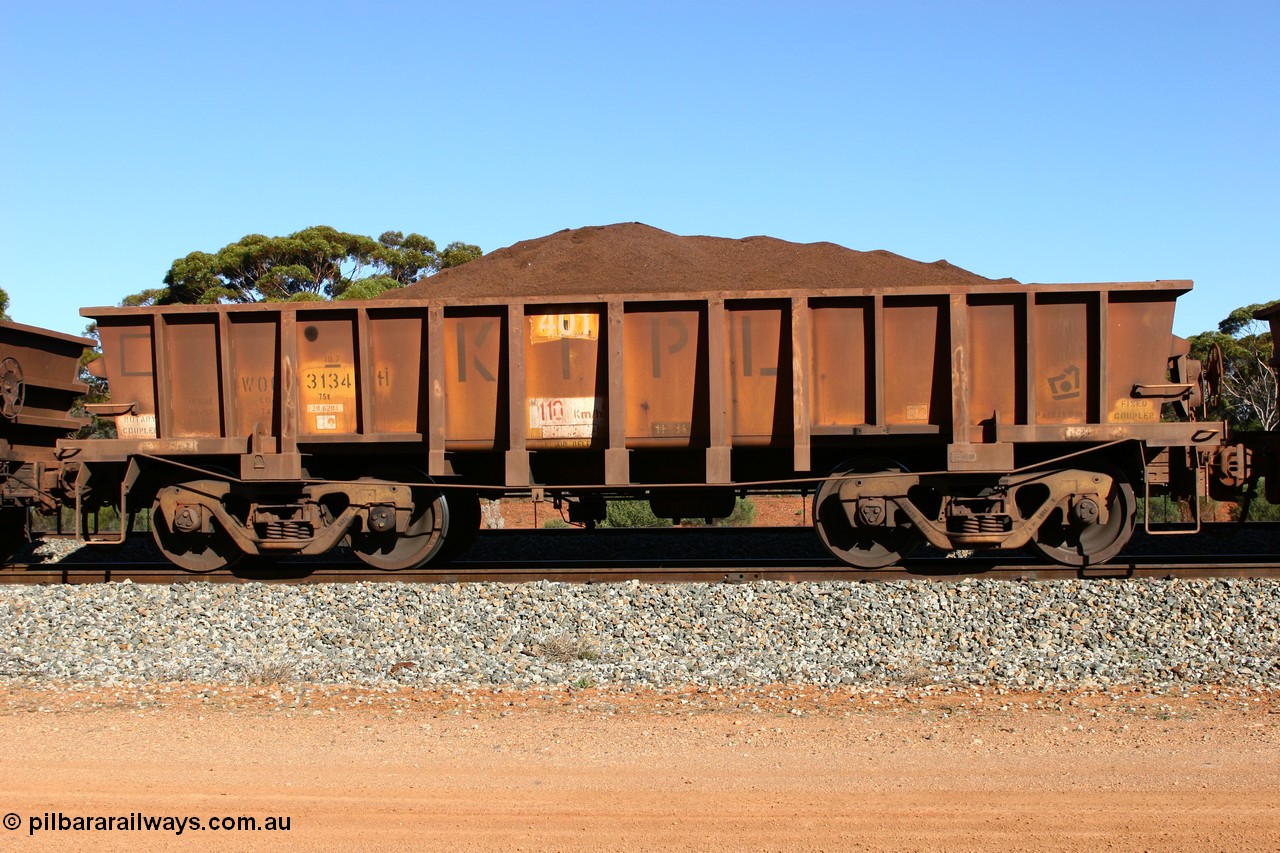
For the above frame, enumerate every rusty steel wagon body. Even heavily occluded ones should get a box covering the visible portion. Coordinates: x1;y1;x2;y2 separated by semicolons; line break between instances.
0;320;93;556
60;280;1223;570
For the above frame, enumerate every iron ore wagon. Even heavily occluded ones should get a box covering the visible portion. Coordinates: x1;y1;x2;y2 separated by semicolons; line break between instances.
59;226;1224;571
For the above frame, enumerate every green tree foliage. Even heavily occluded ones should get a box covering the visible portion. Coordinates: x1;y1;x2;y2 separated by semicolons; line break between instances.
1188;301;1278;431
597;497;759;527
131;226;482;306
0;286;10;321
599;500;672;528
71;322;114;439
1235;479;1280;521
717;497;756;527
680;497;757;527
438;240;484;269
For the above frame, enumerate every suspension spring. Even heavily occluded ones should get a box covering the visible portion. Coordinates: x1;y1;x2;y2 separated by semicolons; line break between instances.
979;515;1007;533
260;521;313;541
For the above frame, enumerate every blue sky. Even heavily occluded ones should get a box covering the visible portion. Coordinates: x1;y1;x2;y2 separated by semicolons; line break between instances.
2;1;1276;338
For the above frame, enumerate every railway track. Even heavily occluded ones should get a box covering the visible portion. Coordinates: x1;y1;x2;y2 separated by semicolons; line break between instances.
2;557;1277;586
3;525;1278;585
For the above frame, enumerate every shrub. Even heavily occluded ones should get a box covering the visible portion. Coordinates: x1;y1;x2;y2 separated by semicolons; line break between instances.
681;496;757;527
720;497;756;527
537;634;600;663
30;505;152;534
599;500;671;529
1232;478;1280;521
1136;495;1236;524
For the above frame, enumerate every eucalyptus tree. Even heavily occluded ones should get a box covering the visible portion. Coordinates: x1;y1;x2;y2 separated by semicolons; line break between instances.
126;226;481;306
1189;301;1278;432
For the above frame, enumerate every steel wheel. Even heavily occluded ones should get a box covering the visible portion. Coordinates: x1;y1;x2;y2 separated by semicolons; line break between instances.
812;459;920;569
1029;468;1136;567
349;468;450;570
151;487;244;572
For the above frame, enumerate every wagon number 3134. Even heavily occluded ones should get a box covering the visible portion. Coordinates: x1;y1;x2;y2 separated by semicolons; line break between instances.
304;369;353;398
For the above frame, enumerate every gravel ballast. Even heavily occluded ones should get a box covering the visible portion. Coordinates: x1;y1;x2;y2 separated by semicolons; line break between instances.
1;578;1276;693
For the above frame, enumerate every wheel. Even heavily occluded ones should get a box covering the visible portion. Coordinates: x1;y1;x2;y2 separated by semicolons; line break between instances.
151;488;244;572
812;459;920;569
1028;467;1137;567
437;490;481;563
349;468;450;570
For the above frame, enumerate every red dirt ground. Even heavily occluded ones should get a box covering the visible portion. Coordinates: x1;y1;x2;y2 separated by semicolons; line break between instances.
2;684;1277;852
492;493;808;529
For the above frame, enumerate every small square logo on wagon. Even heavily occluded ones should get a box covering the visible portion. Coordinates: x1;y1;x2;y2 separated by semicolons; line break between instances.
316;414;337;430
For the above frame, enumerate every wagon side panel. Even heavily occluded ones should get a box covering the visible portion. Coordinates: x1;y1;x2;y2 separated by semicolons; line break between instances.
522;304;607;451
809;298;873;430
226;315;279;439
622;303;706;450
882;296;948;430
1032;293;1096;425
442;309;504;451
94;317;159;439
726;300;791;447
964;295;1025;439
1104;292;1178;425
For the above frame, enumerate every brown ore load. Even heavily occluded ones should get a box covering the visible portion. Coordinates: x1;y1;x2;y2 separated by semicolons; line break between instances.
382;222;1018;300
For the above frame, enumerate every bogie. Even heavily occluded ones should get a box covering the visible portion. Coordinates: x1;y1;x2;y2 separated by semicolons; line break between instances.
142;465;479;571
812;460;1140;568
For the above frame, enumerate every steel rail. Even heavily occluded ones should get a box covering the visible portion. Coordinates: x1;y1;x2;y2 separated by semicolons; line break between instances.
2;555;1278;585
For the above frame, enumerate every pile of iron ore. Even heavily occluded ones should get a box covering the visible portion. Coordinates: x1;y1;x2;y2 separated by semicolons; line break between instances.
382;222;1017;300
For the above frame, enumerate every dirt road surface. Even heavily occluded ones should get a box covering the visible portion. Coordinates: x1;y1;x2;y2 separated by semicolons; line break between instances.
1;684;1276;852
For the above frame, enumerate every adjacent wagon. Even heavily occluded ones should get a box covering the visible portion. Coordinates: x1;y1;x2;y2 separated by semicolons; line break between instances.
0;320;93;557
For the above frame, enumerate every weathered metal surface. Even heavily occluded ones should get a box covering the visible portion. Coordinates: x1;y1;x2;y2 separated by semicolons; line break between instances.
885;296;946;428
296;315;357;435
605;300;629;484
727;300;790;445
810;298;872;428
0;318;90;534
0;321;93;556
522;305;605;450
68;280;1216;488
995;421;1225;446
0;321;92;452
229;316;278;438
623;303;704;449
440;311;501;449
